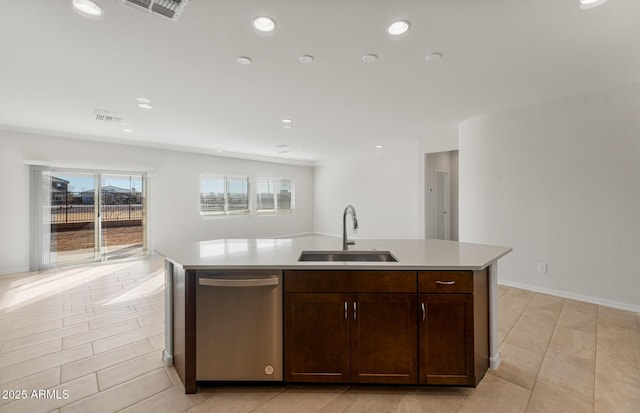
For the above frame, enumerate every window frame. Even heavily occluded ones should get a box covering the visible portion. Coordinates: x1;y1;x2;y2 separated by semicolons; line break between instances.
200;174;250;216
255;176;295;215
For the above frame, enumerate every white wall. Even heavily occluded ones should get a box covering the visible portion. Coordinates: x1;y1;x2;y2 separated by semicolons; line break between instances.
313;143;422;240
0;130;313;275
459;83;640;310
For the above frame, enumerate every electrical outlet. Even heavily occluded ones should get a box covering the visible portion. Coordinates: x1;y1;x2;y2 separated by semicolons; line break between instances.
537;263;547;273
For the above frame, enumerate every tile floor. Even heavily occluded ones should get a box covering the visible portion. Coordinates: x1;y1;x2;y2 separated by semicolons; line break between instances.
0;257;639;412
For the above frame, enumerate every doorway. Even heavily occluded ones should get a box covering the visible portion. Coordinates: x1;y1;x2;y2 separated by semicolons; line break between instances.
425;151;458;241
48;169;147;266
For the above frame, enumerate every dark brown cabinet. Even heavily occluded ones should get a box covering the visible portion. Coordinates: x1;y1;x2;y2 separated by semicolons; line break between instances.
418;271;489;386
283;269;489;387
284;271;417;384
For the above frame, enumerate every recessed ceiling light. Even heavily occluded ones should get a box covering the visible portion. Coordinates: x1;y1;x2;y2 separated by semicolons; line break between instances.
253;16;276;32
135;97;151;103
281;119;293;124
579;0;609;9
375;145;383;149
236;56;252;65
122;128;133;133
388;20;410;35
299;55;314;64
72;0;104;18
137;103;152;109
425;53;443;61
282;125;292;129
362;54;378;63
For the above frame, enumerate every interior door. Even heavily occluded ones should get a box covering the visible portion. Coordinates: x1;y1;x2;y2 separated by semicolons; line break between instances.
435;170;450;240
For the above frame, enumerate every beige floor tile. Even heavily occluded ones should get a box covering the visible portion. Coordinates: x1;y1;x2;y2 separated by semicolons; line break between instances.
598;306;639;331
597;324;636;356
253;386;348;413
60;339;153;383
164;366;182;386
557;301;598;335
148;333;164;351
1;323;89;354
88;307;156;330
0;368;60;407
594;375;640;413
62;319;140;349
457;374;531;413
62;306;133;327
119;384;210;413
492;342;544;390
0;374;98;413
1;320;63;342
59;368;172;413
97;350;165;390
185;386;284;413
0;340;62;370
91;321;164;354
504;319;555;355
596;344;640;387
497;285;509;299
538;348;595;399
138;312;164;327
0;344;93;385
318;386;407;412
12;308;87;329
498;296;530;333
548;326;596;361
525;379;593;413
392;387;471;413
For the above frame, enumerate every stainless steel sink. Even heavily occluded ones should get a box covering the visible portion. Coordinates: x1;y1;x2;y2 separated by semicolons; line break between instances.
298;250;398;262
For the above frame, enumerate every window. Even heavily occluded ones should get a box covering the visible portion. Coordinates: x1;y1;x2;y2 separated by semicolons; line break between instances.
200;175;249;215
256;177;294;213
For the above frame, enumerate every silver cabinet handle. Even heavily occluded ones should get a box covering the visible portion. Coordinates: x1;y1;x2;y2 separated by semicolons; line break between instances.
198;277;279;287
435;280;456;285
344;302;348;320
353;302;357;320
421;302;426;322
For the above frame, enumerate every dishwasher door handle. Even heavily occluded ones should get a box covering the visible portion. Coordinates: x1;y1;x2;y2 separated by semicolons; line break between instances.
198;277;280;287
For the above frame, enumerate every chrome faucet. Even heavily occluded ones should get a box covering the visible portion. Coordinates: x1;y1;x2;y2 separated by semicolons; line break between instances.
342;205;359;250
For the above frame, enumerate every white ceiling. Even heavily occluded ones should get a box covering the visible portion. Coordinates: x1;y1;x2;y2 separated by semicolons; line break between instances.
1;0;638;164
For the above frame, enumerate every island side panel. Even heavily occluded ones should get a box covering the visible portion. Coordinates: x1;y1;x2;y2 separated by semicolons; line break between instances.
488;261;501;369
472;268;489;385
171;264;198;393
163;260;174;365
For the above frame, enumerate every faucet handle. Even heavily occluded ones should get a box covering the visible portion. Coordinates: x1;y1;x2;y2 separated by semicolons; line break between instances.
346;240;355;246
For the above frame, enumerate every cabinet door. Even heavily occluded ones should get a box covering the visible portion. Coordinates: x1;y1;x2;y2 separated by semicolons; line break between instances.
350;294;418;384
284;293;350;382
419;294;474;385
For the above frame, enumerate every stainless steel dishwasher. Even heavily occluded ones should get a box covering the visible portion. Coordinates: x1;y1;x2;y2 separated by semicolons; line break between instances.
195;270;282;381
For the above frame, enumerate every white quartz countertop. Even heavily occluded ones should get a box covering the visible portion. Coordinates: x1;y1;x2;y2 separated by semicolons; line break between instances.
155;235;512;271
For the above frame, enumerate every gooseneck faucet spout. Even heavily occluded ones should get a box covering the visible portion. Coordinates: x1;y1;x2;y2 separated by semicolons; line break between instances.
342;205;359;250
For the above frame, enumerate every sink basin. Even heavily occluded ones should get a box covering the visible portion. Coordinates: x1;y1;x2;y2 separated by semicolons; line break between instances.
298;250;398;262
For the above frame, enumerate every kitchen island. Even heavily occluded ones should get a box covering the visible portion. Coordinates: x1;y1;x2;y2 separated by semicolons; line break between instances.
156;236;511;393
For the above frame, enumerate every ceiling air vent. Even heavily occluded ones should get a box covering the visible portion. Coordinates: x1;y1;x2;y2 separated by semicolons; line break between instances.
122;0;189;21
94;109;125;124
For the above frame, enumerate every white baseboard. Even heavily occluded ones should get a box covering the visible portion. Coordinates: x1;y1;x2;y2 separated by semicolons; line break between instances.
498;279;640;313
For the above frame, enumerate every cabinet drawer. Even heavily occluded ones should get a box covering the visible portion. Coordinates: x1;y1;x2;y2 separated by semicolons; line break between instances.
418;271;472;293
284;270;416;293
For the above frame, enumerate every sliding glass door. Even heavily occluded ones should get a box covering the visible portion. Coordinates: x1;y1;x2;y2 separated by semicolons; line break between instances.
39;168;147;268
100;173;146;260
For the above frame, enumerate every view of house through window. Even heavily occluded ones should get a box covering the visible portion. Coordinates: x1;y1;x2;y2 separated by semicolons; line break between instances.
200;175;250;214
256;177;294;213
50;170;146;265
